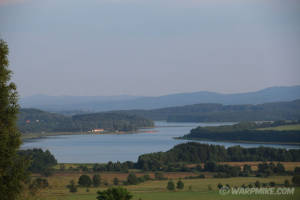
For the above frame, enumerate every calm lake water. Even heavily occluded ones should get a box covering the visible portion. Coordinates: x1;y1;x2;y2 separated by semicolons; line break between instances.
21;121;300;163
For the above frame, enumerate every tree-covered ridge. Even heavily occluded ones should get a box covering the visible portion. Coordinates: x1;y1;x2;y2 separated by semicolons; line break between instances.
180;121;300;144
118;99;300;122
18;108;154;133
137;142;300;171
72;112;154;132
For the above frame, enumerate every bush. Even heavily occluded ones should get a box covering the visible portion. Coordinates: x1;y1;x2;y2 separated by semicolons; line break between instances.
78;175;92;187
67;180;77;193
127;173;139;185
29;178;49;195
254;180;261;188
294;167;300;174
93;174;101;187
269;181;276;187
217;183;223;189
167;180;175;191
113;177;119;186
97;187;132;200
176;180;184;189
292;175;300;186
284;179;290;187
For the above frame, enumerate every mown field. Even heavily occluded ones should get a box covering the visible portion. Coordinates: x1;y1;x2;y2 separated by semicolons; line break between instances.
32;172;300;200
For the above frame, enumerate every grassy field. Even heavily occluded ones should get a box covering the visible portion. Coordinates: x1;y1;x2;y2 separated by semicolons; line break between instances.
32;172;300;200
60;161;300;172
258;124;300;131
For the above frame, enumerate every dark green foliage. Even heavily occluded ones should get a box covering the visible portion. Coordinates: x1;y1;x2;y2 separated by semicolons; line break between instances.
137;142;300;171
67;180;77;193
176;180;184;189
72;112;154;132
0;39;29;200
257;162;286;176
295;167;300;174
93;161;132;172
28;178;49;196
217;183;223;189
113;177;119;186
18;109;154;133
18;109;76;133
167;180;175;191
269;181;276;187
292;175;300;186
284;179;290;187
243;164;252;173
254;180;261;188
93;174;101;187
126;173;139;185
78;175;92;187
18;148;57;176
97;187;132;200
182;121;300;143
204;161;218;172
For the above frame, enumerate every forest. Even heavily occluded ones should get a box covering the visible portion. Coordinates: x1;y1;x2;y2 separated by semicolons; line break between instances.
18;109;154;133
179;121;300;144
136;142;300;171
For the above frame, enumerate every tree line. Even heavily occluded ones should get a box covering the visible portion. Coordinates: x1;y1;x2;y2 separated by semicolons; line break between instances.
180;121;300;143
136;142;300;171
18;108;154;133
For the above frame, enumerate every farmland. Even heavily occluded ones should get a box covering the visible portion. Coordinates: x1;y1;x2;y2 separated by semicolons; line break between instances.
30;172;300;200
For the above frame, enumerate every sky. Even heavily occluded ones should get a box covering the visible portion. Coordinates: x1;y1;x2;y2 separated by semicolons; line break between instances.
1;0;300;97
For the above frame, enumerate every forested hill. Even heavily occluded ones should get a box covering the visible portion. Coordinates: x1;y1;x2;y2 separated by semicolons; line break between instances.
180;121;300;144
18;109;154;133
117;99;300;122
137;142;300;170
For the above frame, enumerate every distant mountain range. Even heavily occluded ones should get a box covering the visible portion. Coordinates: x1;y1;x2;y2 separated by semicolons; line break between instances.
20;85;300;112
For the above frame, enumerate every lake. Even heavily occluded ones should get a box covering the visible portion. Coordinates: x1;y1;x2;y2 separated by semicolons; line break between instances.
21;121;300;163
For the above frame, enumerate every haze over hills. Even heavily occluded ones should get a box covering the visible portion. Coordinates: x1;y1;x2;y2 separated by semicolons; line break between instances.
20;85;300;113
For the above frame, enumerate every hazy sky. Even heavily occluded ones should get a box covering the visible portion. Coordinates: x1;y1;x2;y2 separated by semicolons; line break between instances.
1;0;300;97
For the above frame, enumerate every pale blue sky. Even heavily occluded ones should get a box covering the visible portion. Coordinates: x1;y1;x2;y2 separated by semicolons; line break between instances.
1;0;300;97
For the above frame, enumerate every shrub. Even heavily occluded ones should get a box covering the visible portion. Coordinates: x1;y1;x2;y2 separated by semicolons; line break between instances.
167;180;175;191
284;179;290;187
269;181;276;187
254;180;261;188
67;180;77;193
127;173;139;185
176;180;184;189
97;187;132;200
113;177;119;186
292;175;300;186
93;174;101;187
78;175;92;187
217;183;223;189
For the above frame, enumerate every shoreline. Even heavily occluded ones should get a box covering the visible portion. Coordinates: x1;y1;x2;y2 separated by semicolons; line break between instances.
21;127;157;142
175;137;300;146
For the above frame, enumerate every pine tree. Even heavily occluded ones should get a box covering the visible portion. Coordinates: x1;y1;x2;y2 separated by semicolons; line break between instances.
0;39;29;199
